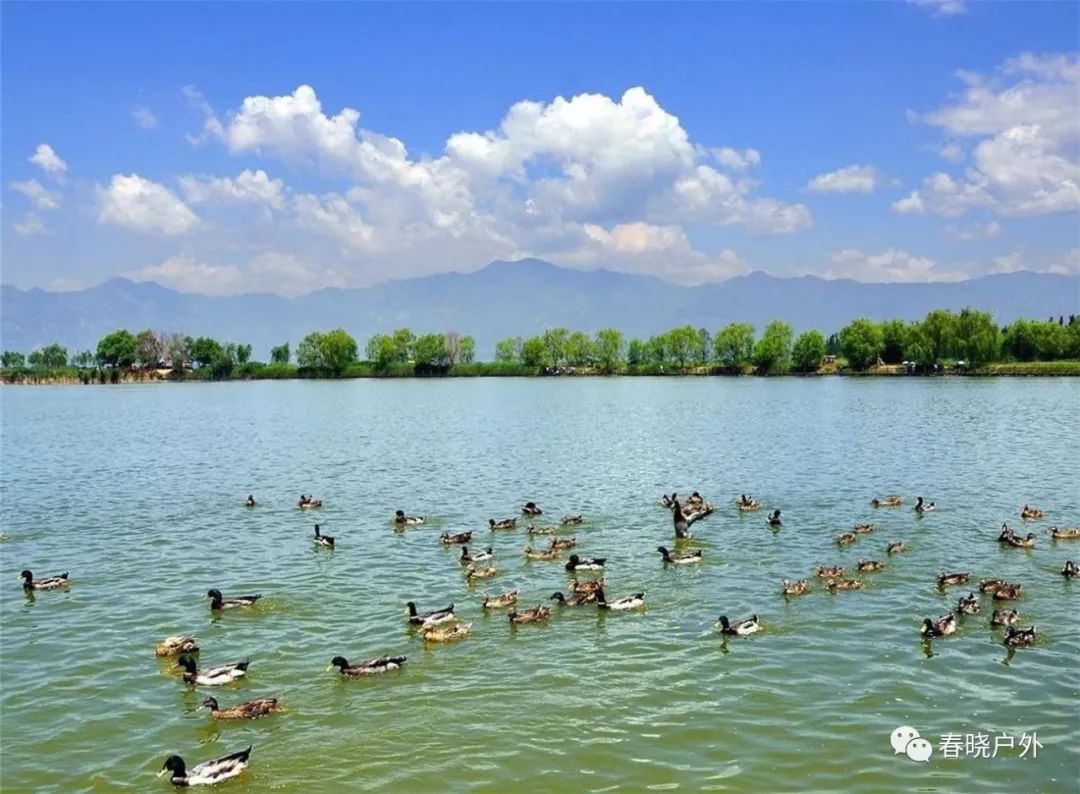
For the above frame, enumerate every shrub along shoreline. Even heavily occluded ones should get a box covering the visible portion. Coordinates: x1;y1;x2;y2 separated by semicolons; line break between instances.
3;309;1079;384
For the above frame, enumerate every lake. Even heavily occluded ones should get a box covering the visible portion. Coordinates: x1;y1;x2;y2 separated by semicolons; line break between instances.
1;378;1077;792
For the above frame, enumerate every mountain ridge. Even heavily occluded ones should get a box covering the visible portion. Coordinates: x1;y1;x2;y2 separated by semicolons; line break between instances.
3;259;1077;357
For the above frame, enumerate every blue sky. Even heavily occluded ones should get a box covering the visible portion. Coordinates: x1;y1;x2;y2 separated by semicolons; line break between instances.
2;1;1078;295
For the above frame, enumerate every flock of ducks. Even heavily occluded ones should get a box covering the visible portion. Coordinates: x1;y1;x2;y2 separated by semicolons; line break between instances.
17;492;1077;786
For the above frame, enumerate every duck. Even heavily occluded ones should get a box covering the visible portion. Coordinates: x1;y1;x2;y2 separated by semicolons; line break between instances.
991;583;1023;601
206;589;262;611
914;497;936;513
565;554;605;572
569;577;605;596
550;537;578;551
406;601;455;626
177;656;249;686
523;546;561;561
159;746;251;787
1020;504;1044;520
200;696;282;720
937;571;970;588
920;613;957;638
420;621;472;642
852;523;875;535
737;494;760;512
767;510;783;528
980;577;1008;593
672;499;692;539
526;524;558;536
245;495;257;508
489;517;517;530
156;636;199;657
857;559;884;573
549;590;593;606
1063;560;1079;578
508;604;552;624
781;579;810;596
328;655;407;676
298;495;323;509
886;541;906;554
815;565;845;578
313;524;335;548
522;501;543;516
1006;532;1036;549
1050;526;1080;540
826;578;863;592
481;589;519;609
717;614;761;636
459;546;494;564
956;593;980;615
657;546;704;565
687;492;704;508
562;515;584;526
1003;625;1036;647
595;587;645;611
837;532;858;546
871;495;903;508
997;523;1016;543
19;569;70;591
464;563;498;581
990;608;1019;627
441;531;472;545
661;493;678;508
395;510;425;526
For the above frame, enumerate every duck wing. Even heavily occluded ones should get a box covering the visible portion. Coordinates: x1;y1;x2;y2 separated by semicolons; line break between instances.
190;746;252;783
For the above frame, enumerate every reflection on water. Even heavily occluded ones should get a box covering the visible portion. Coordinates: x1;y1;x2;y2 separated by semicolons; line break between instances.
1;378;1078;792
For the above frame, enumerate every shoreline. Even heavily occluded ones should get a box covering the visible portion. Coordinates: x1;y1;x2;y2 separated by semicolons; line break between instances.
3;360;1079;385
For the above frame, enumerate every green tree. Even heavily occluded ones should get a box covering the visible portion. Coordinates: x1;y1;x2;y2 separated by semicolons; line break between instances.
594;328;625;373
34;343;68;368
838;317;885;370
365;334;397;369
521;336;549;367
921;309;957;363
955;308;1000;366
714;323;755;371
2;351;26;368
413;333;448;366
270;343;290;364
189;337;224;369
235;344;252;365
494;337;522;363
459;335;476;364
697;328;712;366
321;328;358;373
752;321;793;373
666;325;702;368
905;323;936;367
542;328;569;366
96;329;138;369
564;331;596;366
791;330;827;373
70;350;95;369
880;319;908;364
135;329;161;369
626;338;646;365
391;328;415;363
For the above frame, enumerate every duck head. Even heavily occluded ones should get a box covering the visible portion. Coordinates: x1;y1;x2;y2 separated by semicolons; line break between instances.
159;755;187;779
328;656;349;671
19;569;33;586
200;697;220;711
549;592;566;603
176;655;197;673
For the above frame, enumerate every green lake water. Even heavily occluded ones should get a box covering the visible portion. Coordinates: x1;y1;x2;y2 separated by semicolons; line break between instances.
1;378;1077;792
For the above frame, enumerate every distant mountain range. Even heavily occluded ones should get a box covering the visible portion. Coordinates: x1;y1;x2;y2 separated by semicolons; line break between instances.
3;259;1077;358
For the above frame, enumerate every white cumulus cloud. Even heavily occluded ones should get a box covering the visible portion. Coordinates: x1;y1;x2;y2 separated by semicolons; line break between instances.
9;179;61;210
127;252;345;296
97;174;199;235
806;165;877;194
897;53;1080;218
944;220;1002;240
29;143;67;176
12;214;46;236
178;169;285;208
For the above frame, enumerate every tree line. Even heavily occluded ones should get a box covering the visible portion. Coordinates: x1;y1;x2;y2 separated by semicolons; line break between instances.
2;310;1078;377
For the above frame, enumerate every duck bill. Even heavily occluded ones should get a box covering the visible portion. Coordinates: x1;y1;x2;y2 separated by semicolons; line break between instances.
325;664;336;672
157;769;169;778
